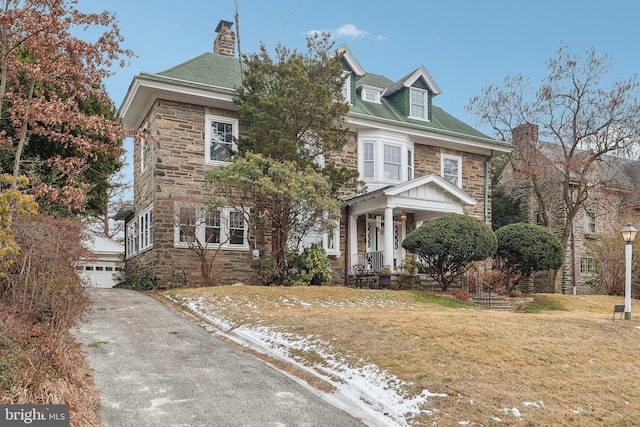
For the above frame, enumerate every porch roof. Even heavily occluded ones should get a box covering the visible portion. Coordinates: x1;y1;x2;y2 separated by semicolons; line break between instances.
344;174;478;221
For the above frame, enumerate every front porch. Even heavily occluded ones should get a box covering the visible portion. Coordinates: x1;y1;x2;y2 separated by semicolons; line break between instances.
344;174;479;278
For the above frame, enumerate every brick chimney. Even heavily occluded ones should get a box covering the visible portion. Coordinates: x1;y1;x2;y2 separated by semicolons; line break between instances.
511;123;538;145
214;20;235;56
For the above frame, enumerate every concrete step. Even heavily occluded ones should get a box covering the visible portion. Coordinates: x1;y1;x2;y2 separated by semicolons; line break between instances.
471;296;534;311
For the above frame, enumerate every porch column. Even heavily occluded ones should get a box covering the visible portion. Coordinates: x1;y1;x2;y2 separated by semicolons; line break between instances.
349;214;358;267
384;207;394;269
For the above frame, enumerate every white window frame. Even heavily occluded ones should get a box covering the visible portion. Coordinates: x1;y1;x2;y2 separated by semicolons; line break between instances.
323;223;341;256
359;131;414;190
361;86;381;103
205;114;239;165
126;220;137;258
138;206;153;252
585;211;596;234
341;72;352;105
409;87;428;121
383;144;402;181
441;154;462;187
174;203;249;250
363;141;375;179
140;137;149;173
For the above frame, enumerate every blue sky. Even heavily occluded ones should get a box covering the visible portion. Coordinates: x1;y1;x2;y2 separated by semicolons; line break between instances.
90;0;640;185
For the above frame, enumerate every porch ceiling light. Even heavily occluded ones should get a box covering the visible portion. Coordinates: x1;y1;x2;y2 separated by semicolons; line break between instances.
400;211;407;222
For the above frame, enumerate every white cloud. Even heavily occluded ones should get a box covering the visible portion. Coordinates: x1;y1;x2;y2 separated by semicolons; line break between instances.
307;24;386;41
335;24;368;39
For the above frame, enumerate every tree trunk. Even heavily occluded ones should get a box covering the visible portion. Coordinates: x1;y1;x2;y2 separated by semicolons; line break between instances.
12;79;35;188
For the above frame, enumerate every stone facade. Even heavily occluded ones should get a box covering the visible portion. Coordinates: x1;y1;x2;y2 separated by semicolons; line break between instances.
498;124;638;294
119;35;509;288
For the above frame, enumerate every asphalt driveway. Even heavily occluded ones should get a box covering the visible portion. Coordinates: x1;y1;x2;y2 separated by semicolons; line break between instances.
73;288;366;427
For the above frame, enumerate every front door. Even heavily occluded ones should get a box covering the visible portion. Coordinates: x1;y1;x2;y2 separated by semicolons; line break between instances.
366;214;405;270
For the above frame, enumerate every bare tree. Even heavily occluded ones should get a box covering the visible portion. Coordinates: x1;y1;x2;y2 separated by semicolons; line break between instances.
468;43;640;291
174;201;237;287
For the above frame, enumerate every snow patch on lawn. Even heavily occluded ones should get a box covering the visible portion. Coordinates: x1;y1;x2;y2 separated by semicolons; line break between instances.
167;293;446;426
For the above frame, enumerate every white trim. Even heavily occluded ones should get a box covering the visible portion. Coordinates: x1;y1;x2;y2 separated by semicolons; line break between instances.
341;71;352;106
205;114;238;165
345;114;511;155
358;130;415;190
140;137;149;173
361;85;381;103
125;220;137;259
119;75;238;129
335;45;366;76
173;202;249;250
441;153;462;188
400;65;441;96
323;223;341;257
138;205;153;252
409;87;429;121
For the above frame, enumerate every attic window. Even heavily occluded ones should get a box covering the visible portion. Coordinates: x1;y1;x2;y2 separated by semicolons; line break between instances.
409;87;428;121
362;87;381;103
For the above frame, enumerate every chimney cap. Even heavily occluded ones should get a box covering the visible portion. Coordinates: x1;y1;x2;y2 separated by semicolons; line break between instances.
215;20;234;33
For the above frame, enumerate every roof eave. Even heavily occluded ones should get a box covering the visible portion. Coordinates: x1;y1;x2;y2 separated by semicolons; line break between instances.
118;73;238;130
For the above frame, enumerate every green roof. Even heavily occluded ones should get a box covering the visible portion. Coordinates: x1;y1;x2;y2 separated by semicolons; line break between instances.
144;49;506;147
156;52;243;91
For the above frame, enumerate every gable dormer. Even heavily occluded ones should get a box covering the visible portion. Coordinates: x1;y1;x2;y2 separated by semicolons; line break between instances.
384;66;441;122
336;45;365;106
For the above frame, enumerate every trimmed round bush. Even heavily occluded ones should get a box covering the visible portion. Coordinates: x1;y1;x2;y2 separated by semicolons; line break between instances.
495;222;564;292
402;214;497;290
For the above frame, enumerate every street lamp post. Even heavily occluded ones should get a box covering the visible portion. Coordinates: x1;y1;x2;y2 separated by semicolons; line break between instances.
620;223;637;320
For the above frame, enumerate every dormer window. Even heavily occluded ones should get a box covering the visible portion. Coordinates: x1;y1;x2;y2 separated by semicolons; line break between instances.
341;72;352;105
361;86;381;103
409;87;428;121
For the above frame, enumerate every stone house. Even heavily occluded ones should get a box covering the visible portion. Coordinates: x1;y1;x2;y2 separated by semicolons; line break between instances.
497;123;640;294
114;20;511;287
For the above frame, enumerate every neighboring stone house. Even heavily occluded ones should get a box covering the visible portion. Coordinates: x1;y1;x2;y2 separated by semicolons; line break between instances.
498;123;640;294
114;19;511;287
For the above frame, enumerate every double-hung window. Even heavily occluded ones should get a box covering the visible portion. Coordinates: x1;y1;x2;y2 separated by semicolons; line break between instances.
205;115;238;164
140;137;149;173
585;212;596;234
323;223;340;256
228;210;245;245
174;203;247;249
126;221;137;258
383;144;402;181
138;206;153;252
409;88;428;120
407;149;413;180
341;72;352;105
204;208;222;244
177;205;197;243
441;154;462;187
363;142;375;179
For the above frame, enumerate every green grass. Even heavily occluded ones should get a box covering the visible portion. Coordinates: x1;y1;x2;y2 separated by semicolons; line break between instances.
86;341;108;348
408;290;481;309
521;294;569;313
